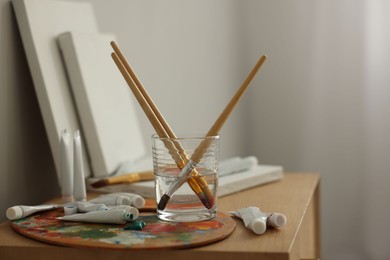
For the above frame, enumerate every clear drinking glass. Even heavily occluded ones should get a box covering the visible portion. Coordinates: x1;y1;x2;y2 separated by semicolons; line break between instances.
152;134;219;222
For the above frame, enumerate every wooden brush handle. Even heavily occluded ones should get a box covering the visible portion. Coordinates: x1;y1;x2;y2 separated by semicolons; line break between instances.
191;55;267;164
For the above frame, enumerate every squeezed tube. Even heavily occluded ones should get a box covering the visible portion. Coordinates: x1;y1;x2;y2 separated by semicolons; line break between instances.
104;192;145;208
57;209;133;224
230;207;267;234
77;201;108;212
230;207;287;234
6;205;60;220
107;205;139;220
89;195;131;206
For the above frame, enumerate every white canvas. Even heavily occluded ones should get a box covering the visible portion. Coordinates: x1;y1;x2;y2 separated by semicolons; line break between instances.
12;0;98;179
58;32;147;177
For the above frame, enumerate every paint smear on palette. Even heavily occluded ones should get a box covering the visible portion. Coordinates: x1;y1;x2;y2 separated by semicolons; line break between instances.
10;209;235;249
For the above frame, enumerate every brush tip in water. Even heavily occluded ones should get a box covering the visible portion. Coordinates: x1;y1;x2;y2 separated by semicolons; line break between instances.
157;194;170;210
202;188;215;209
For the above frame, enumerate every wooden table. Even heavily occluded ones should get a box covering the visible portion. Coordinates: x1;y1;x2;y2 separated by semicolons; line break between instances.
0;173;320;260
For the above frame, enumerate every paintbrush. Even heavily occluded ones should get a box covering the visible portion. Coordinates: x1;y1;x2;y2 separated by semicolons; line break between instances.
157;54;267;210
110;42;212;209
90;170;154;188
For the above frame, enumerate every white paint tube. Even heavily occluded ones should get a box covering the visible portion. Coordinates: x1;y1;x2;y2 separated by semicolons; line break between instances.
230;207;287;234
106;205;139;220
73;130;86;202
218;157;242;174
104;192;145;208
57;209;133;224
60;129;74;203
219;156;258;177
230;207;268;234
77;201;108;213
6;205;60;220
89;195;131;206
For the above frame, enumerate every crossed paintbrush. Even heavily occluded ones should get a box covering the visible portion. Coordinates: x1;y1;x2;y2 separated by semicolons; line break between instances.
110;41;266;210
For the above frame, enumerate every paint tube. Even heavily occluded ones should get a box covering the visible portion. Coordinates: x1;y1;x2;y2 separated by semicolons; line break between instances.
230;207;268;234
58;209;133;224
219;156;258;177
106;205;139;220
60;129;74;203
77;201;108;212
88;195;131;206
230;207;287;234
73;130;86;202
103;192;145;208
265;212;287;228
6;205;60;220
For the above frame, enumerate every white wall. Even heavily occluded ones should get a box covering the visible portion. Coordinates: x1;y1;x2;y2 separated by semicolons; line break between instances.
90;0;249;160
241;1;390;259
243;1;367;258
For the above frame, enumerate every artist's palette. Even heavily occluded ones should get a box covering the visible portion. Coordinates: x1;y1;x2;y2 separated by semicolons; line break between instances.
10;209;235;249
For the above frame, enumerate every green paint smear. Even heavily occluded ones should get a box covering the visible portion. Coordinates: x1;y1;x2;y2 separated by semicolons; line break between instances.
124;221;146;231
66;229;117;239
177;232;192;243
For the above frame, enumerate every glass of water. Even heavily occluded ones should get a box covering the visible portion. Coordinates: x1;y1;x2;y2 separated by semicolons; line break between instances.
152;134;220;222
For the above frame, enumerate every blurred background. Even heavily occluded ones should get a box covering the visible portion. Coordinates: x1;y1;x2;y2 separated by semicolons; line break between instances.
1;0;389;259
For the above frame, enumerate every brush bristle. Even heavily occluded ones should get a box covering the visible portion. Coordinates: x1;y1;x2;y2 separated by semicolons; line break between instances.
201;188;214;209
157;194;170;210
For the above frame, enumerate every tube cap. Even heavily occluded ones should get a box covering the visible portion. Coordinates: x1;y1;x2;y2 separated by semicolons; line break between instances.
127;207;139;220
6;206;23;220
64;205;78;215
132;196;145;208
250;218;267;234
122;211;133;221
267;213;287;228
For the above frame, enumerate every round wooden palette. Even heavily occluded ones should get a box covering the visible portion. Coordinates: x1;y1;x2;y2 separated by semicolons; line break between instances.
10;208;235;249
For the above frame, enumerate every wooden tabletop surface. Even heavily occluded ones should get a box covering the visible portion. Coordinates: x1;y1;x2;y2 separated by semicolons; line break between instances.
0;173;320;260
